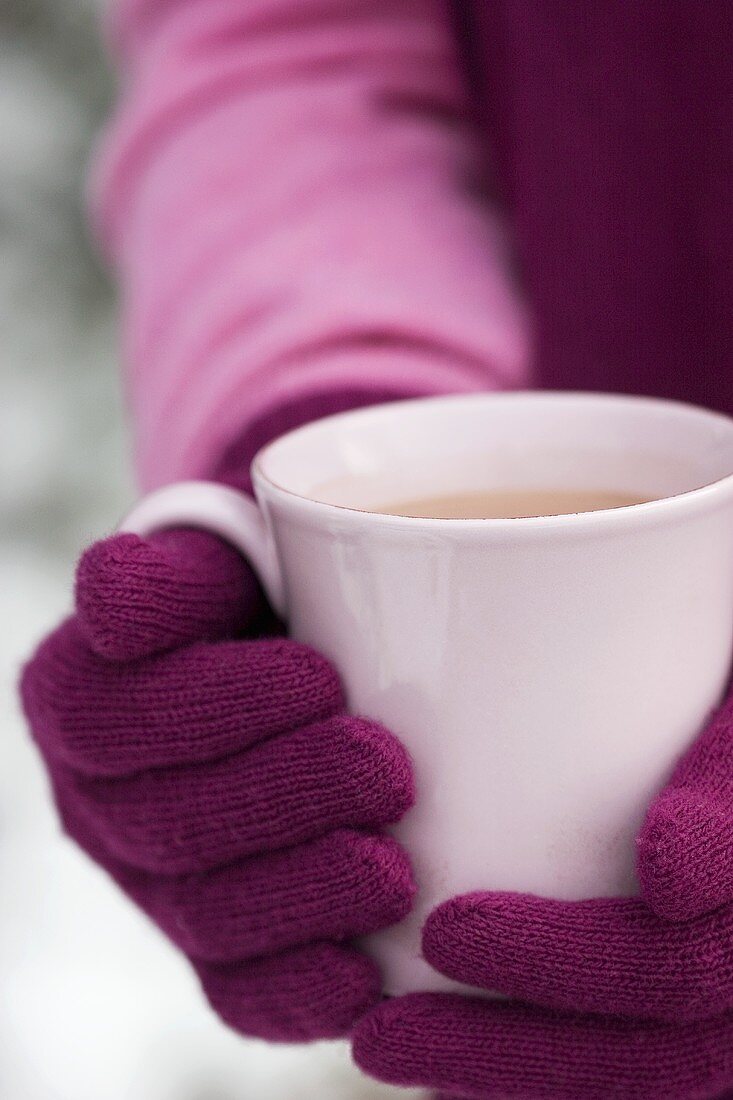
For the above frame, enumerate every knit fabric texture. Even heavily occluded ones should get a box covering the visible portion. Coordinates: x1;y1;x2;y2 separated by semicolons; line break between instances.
93;0;530;490
21;392;419;1043
23;532;415;1042
353;994;733;1099
353;691;733;1097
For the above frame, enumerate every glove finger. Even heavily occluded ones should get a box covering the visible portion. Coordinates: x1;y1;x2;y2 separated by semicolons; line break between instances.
51;772;382;1043
638;696;733;921
75;530;265;661
352;994;733;1100
195;943;381;1043
68;714;414;872
422;892;733;1024
21;618;342;776
53;768;413;959
140;830;414;962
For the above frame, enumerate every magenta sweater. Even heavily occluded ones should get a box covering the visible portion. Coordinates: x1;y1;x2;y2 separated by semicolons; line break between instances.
93;1;731;488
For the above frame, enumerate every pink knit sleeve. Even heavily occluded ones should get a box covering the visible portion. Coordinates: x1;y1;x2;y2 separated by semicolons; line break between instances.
92;0;532;489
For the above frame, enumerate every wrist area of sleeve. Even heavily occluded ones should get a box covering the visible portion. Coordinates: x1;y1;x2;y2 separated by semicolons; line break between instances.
208;385;426;495
135;347;495;492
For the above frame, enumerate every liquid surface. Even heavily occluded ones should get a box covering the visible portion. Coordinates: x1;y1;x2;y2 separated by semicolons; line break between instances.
379;489;649;519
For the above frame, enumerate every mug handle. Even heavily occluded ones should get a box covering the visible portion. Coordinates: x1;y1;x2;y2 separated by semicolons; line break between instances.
119;480;286;617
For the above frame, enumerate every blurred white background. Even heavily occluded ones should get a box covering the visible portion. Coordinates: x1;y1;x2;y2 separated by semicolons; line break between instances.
0;3;426;1097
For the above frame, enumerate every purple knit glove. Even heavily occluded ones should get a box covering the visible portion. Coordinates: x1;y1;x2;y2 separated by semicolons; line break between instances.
353;691;733;1098
21;526;416;1042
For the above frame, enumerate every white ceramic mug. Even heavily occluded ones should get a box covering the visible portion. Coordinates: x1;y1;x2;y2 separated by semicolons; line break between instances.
122;392;733;996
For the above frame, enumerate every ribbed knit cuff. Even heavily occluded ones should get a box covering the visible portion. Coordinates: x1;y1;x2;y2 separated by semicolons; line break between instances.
135;344;492;491
209;384;433;495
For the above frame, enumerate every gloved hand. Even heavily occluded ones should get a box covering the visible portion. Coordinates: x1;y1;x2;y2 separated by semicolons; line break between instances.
21;526;415;1042
353;691;733;1099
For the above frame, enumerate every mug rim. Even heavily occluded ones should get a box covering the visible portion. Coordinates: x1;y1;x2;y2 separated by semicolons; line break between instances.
251;391;733;533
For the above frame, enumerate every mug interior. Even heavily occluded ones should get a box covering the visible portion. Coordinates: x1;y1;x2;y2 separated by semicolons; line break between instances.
255;393;733;515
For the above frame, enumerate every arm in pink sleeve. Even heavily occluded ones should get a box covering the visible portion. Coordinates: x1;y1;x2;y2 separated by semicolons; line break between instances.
92;0;532;489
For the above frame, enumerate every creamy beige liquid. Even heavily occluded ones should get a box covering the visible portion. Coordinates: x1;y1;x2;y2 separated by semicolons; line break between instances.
379;489;648;519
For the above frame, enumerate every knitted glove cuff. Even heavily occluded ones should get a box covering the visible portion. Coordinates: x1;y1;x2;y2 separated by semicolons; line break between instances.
212;385;427;493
